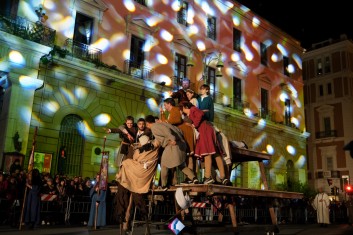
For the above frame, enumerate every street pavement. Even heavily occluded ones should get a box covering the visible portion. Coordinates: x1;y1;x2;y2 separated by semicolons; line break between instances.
0;223;352;235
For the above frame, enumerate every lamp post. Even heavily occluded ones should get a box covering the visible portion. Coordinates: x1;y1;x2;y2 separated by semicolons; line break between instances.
186;50;223;85
35;4;46;23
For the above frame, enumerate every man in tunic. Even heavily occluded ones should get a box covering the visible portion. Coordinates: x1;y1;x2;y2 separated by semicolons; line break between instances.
145;115;198;190
312;187;330;227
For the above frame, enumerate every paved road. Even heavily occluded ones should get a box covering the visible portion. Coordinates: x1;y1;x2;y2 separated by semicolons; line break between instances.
0;223;352;235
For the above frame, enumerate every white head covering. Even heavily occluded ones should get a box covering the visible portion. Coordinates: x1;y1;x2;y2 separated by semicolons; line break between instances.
175;187;191;210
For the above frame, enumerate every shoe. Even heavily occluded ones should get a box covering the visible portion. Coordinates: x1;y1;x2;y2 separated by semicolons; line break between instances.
192;177;199;184
221;178;230;185
203;177;214;184
161;186;168;191
180;177;192;185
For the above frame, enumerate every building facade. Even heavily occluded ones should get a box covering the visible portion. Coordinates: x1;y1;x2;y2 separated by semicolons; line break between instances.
0;0;307;187
303;34;353;199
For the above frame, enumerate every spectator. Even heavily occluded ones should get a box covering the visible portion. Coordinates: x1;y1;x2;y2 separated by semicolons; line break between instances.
87;174;107;229
24;169;42;229
10;159;22;176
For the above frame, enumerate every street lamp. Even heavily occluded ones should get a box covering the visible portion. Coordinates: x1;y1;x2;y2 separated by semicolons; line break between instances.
186;50;223;85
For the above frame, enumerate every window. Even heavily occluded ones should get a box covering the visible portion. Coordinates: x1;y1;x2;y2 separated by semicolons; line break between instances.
318;83;333;97
73;12;94;45
174;53;187;89
4;0;19;16
260;42;268;66
59;114;85;177
233;28;241;52
319;84;324;96
177;1;188;26
233;77;242;108
260;88;268;118
324;117;331;133
326;157;333;171
207;16;216;40
284;99;291;126
283;56;290;76
324;56;331;73
327;83;332;95
316;58;323;75
130;35;145;67
207;66;216;100
134;0;146;6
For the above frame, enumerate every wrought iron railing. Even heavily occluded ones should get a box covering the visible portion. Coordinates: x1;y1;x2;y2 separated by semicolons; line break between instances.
315;130;337;139
64;38;102;63
0;11;56;47
257;108;276;122
232;99;250;112
124;59;154;80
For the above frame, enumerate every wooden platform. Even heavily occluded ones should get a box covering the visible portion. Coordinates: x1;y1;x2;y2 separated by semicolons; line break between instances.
173;184;303;199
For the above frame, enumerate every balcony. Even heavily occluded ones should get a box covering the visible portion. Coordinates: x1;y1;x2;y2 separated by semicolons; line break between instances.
315;130;337;139
213;91;224;105
232;99;250;112
124;60;154;80
0;11;55;47
64;38;102;63
256;108;276;122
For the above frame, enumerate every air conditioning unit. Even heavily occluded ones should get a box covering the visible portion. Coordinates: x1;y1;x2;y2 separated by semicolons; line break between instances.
323;171;331;178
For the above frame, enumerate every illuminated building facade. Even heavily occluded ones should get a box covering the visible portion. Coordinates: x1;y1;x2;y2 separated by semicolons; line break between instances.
303;35;353;198
0;0;307;188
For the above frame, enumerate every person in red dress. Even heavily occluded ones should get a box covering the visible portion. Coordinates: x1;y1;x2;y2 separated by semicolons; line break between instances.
181;102;229;185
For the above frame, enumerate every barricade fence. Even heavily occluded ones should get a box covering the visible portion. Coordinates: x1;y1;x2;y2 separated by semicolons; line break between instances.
0;196;350;226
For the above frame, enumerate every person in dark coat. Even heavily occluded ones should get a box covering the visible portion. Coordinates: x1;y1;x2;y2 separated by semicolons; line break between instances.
87;174;106;228
105;116;137;166
24;169;42;229
169;78;190;104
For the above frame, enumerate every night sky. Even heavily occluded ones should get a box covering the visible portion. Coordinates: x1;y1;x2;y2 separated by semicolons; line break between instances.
236;1;353;49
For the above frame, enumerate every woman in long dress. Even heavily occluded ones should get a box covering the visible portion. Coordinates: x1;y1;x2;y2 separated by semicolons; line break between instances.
181;102;228;185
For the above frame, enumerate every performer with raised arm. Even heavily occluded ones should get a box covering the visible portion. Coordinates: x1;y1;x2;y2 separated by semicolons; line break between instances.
104;116;137;165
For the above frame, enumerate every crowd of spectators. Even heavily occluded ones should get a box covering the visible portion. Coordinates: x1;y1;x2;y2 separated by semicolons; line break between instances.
0;169;117;227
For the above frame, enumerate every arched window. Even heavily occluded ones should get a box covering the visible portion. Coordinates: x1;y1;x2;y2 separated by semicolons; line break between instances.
58;114;85;177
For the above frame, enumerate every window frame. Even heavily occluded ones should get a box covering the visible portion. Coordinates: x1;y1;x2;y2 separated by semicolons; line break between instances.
233;28;241;52
177;0;188;26
207;16;217;40
174;53;188;89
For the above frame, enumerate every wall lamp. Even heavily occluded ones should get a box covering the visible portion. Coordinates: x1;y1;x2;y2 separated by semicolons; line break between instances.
186;50;223;85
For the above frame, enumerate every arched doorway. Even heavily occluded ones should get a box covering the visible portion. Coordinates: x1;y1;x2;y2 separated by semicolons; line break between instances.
57;114;85;177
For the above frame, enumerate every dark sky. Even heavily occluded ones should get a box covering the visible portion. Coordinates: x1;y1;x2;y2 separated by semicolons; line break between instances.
236;1;353;49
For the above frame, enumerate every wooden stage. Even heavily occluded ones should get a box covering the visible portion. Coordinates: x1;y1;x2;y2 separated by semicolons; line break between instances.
172;184;303;199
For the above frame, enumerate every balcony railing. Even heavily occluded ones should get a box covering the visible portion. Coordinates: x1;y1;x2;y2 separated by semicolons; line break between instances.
232;99;250;112
0;11;55;47
256;108;276;122
64;38;102;63
124;59;154;80
315;130;337;139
